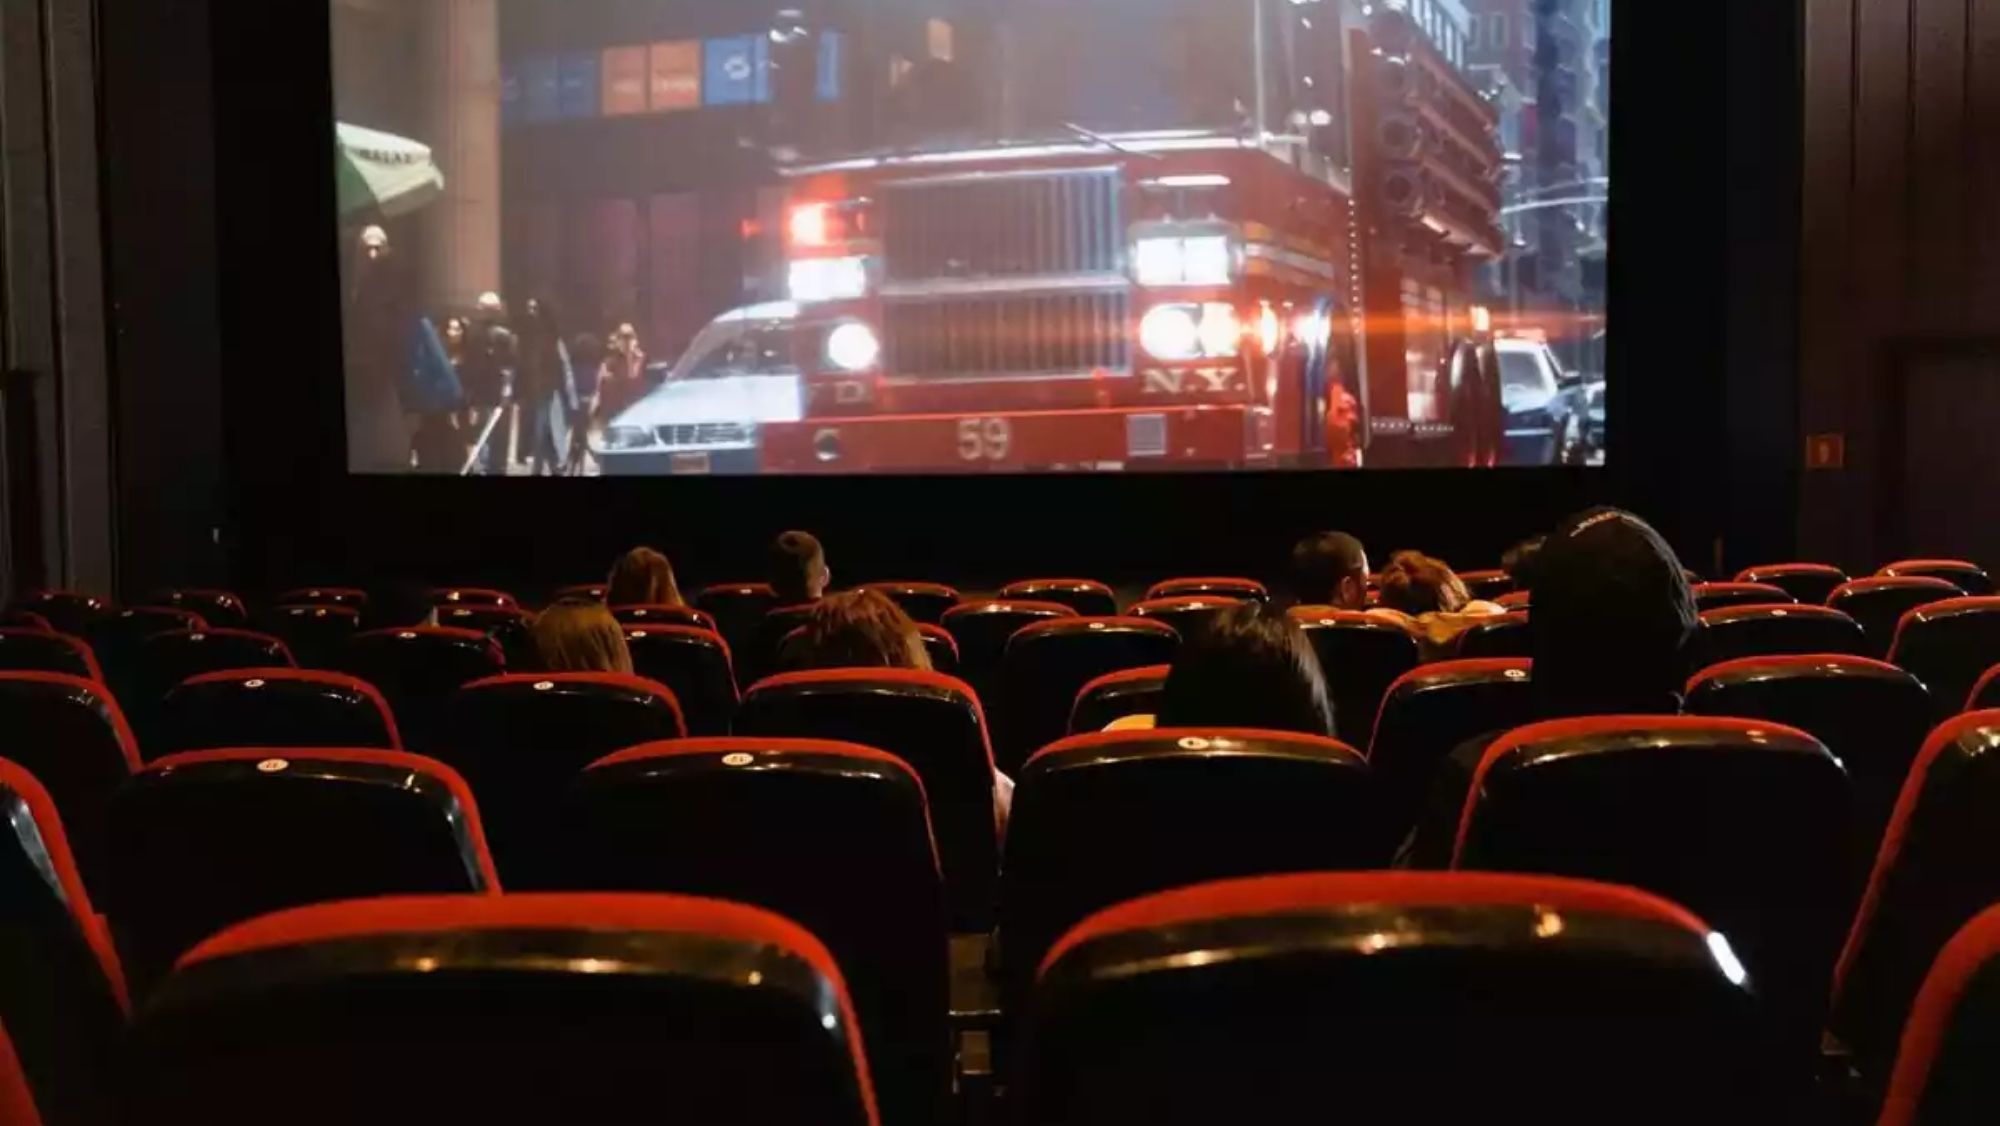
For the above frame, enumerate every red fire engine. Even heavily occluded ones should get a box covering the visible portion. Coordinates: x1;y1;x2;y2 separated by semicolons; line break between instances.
756;3;1504;472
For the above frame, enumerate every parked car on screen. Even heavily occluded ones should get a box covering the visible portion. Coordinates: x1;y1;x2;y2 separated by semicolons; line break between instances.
1495;336;1603;466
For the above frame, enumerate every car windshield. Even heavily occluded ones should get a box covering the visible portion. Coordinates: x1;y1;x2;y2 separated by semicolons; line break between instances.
1500;350;1550;393
684;324;797;380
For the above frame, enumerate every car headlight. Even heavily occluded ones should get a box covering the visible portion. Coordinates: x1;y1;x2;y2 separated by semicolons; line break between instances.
601;425;659;452
1141;302;1240;360
1133;235;1234;287
825;322;881;372
788;256;870;303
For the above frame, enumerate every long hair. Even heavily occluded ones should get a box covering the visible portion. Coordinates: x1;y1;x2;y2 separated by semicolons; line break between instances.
783;590;930;671
1376;551;1470;616
1158;603;1335;738
531;599;634;675
606;547;683;608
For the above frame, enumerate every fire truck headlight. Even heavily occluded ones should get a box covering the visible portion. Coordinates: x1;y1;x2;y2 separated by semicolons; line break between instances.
1134;235;1234;287
1140;304;1202;360
789;256;870;303
825;322;882;372
1258;302;1282;354
1197;303;1242;358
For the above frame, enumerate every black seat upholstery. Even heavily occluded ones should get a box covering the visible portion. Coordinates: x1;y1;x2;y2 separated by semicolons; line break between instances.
860;582;961;624
567;737;947;1126
342;627;504;755
1737;563;1850;605
1288;609;1421;747
1454;612;1535;658
1891;598;2000;719
126;893;880;1126
265;604;362;669
0;631;101;682
103;747;499;994
1069;665;1170;733
1126;596;1244;639
9;593;107;637
0;673;140;884
154;590;250;629
1879;559;1994;596
155;668;402;756
622;626;738;736
1144;577;1268;603
996;618;1179;773
998;579;1119;618
1692;582;1797;612
1686;604;1869;668
1021;872;1794;1125
940;600;1073;703
1832;577;1964;658
1367;659;1536;848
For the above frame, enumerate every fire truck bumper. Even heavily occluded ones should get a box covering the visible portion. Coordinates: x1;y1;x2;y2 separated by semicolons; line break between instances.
759;405;1266;473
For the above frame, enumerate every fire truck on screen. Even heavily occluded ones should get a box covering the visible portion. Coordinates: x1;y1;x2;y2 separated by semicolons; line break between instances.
748;0;1505;473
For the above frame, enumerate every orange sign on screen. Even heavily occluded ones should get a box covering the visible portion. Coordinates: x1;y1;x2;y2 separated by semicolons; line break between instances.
649;41;701;111
601;47;648;115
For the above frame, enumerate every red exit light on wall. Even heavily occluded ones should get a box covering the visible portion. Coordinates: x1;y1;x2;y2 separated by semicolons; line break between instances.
1807;433;1846;470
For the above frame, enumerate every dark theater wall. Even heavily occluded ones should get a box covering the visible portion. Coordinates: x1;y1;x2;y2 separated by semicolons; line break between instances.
1801;0;2000;571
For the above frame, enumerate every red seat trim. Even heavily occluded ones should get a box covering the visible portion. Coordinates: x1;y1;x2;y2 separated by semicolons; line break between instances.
620;624;736;669
175;668;403;749
174;891;878;1126
1683;653;1907;699
0;758;128;1014
1832;710;2000;999
1889;596;2000;657
0;630;103;683
1002;578;1114;593
1010;617;1179;644
1969;663;2000;710
1832;576;1962;599
860;581;960;597
1876;902;2000;1126
1881;559;1986;575
941;600;1076;621
1144;577;1268;600
1737;562;1847;580
1039;871;1714;979
1074;664;1171;698
1372;658;1533;758
0;1019;40;1126
696;582;777;599
1452;715;1823;865
0;672;140;772
429;588;518;608
1693;582;1793;601
744;668;995;772
151;628;297;668
915;624;959;657
140;747;502;891
1129;595;1248;615
1027;726;1362;769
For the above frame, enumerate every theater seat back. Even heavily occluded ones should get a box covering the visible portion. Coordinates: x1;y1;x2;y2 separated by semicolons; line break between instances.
155;669;401;757
1831;578;1962;658
621;626;738;735
128;894;879;1126
997;619;1179;773
1289;610;1421;747
104;748;498;995
0;673;139;883
342;627;504;755
1368;659;1537;848
1069;665;1170;733
737;669;996;929
1022;873;1794;1125
941;600;1074;702
1892;598;2000;719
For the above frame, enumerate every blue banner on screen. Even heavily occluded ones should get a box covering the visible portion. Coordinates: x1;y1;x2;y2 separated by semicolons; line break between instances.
333;2;1612;476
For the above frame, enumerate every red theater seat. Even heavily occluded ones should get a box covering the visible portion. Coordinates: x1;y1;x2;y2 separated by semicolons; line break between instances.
737;669;997;930
1737;562;1850;605
1001;729;1375;1006
1685;656;1931;861
1144;577;1269;603
693;582;780;655
155;668;401;757
999;579;1119;618
128;893;879;1126
1692;581;1797;612
1892;598;2000;719
1022;872;1792;1125
997;618;1180;774
154;589;249;628
1880;559;1994;596
0;1021;40;1126
1367;659;1536;847
85;606;207;683
1495;589;1532;610
1874;905;2000;1125
342;627;504;755
441;673;683;886
133;628;294;698
1455;611;1535;658
940;599;1073;702
0;630;100;682
1127;595;1245;638
0;673;139;884
915;623;959;674
435;604;533;635
0;759;128;1126
1457;569;1515;601
10;592;107;636
860;581;962;624
567;738;946;1126
266;604;361;669
1829;712;2000;1080
746;603;820;684
429;586;518;609
1970;664;2000;711
610;603;719;632
0;611;50;632
104;747;499;995
1454;716;1850;1050
1687;603;1869;667
1069;665;1170;733
622;626;738;736
275;586;367;609
1288;609;1421;747
551;583;606;602
1833;577;1965;657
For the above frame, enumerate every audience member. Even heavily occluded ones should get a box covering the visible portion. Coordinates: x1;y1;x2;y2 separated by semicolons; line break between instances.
530;599;634;675
1290;531;1370;609
1370;551;1506;660
364;583;438;632
768;530;831;606
606;547;684;608
781;589;929;671
1399;508;1697;864
1157;602;1337;738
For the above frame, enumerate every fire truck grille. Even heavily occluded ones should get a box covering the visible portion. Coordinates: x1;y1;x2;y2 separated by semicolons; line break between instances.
885;291;1132;380
880;169;1124;281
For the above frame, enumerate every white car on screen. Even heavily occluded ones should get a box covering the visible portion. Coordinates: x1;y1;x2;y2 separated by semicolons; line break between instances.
592;302;808;476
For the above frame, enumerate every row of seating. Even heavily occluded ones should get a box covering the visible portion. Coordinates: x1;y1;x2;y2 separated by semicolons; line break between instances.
12;705;2000;1122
